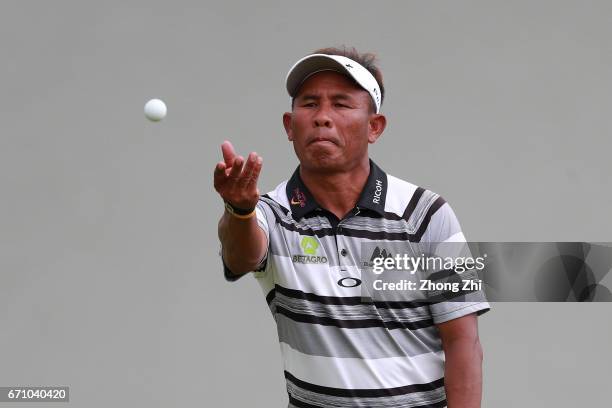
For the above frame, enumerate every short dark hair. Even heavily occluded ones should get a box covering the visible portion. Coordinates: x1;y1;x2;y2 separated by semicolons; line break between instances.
291;46;385;113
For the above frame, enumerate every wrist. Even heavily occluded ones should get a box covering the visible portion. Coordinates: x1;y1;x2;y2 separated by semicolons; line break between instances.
224;200;256;219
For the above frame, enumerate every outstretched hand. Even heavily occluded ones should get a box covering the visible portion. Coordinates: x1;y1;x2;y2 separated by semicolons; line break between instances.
213;141;263;210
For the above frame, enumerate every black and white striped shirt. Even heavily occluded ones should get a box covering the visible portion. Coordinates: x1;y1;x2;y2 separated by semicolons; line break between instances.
223;159;489;408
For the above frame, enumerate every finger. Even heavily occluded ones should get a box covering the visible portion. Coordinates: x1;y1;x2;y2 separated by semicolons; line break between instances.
229;155;244;179
221;141;236;167
214;161;226;173
242;152;258;179
238;153;258;190
213;161;227;190
247;155;263;187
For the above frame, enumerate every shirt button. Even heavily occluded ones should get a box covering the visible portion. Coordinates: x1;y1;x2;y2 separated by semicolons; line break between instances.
340;249;348;257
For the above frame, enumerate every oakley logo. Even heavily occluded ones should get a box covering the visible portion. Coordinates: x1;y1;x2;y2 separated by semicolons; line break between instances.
337;277;362;288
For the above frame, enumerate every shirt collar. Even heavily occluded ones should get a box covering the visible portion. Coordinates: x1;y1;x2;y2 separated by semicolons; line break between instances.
285;159;388;219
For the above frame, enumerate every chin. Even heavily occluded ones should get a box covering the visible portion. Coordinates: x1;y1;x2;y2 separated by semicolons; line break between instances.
303;154;345;172
294;145;345;172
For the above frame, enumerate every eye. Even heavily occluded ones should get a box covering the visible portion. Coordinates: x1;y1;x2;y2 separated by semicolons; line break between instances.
302;102;316;107
335;103;349;108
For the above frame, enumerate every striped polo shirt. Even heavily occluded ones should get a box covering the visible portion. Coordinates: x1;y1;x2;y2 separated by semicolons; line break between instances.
222;159;490;408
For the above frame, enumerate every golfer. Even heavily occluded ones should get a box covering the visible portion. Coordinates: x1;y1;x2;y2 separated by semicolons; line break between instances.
215;46;490;408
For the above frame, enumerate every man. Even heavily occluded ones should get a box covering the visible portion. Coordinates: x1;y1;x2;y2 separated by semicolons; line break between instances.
214;47;490;408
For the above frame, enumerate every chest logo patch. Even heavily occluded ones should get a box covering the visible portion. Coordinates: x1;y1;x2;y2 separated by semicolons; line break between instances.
301;236;319;255
291;188;307;208
293;236;328;264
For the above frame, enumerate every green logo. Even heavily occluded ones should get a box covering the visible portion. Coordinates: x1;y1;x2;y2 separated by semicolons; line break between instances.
293;236;327;264
301;236;319;255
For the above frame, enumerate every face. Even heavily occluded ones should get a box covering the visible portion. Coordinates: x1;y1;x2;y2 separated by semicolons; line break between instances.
283;71;386;173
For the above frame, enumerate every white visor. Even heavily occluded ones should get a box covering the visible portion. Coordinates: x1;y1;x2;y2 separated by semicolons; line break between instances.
285;54;382;114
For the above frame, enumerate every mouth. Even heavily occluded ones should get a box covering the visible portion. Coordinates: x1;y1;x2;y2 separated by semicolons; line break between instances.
309;137;337;146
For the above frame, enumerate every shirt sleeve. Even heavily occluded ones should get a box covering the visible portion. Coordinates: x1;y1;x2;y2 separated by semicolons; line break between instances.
220;200;271;282
422;200;490;324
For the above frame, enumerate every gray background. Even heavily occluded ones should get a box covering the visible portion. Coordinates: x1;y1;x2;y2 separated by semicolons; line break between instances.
1;0;611;406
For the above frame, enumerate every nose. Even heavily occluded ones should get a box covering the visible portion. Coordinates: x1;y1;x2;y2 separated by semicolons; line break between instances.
313;104;333;128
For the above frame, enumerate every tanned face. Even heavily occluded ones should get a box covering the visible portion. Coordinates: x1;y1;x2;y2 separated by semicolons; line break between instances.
283;71;386;174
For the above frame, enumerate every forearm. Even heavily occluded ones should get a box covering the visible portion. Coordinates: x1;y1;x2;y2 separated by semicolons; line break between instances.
443;337;483;408
213;142;266;276
218;210;267;275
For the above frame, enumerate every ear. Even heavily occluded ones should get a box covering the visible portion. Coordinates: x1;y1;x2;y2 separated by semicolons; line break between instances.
283;112;294;141
367;114;387;144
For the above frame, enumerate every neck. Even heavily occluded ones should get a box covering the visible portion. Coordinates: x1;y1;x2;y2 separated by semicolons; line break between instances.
300;159;370;219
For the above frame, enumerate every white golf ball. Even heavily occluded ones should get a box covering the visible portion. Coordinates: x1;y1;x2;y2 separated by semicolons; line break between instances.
144;98;167;121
